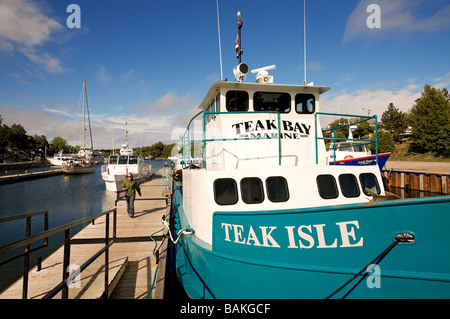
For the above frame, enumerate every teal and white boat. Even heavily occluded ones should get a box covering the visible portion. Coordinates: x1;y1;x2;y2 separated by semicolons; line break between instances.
169;13;450;299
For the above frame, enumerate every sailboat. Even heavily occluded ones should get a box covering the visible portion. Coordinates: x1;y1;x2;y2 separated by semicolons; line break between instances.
62;80;95;175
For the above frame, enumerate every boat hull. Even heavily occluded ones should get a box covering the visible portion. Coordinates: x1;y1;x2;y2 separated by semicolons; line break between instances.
62;165;95;174
329;152;390;169
172;187;450;299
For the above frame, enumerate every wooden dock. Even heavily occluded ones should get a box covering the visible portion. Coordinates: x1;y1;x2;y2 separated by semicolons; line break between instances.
0;168;63;185
0;169;171;299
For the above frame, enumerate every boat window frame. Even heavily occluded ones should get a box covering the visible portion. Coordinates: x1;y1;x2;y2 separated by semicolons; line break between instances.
128;155;139;165
338;174;360;198
214;178;239;206
253;91;291;113
240;177;265;204
118;155;128;165
295;93;315;114
359;173;381;195
225;90;249;112
266;176;290;202
109;155;118;164
317;174;339;199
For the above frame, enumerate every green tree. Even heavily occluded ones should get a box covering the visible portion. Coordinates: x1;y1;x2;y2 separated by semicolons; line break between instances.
409;84;450;156
376;131;396;153
50;136;68;154
33;134;49;150
381;102;408;142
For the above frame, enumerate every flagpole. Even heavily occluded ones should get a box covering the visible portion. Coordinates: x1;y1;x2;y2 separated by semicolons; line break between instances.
237;11;243;64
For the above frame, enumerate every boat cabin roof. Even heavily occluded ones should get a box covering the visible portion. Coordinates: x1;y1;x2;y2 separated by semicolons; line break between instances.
198;81;330;110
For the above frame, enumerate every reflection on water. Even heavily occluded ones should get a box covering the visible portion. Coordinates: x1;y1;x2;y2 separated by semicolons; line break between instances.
0;159;165;292
387;186;443;199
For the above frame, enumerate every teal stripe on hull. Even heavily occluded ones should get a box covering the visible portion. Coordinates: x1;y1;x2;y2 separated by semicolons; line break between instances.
172;188;450;298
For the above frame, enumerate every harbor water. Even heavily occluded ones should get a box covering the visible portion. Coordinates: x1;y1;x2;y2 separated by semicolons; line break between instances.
0;159;166;293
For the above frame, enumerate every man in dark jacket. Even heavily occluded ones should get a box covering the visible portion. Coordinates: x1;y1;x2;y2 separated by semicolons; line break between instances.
121;173;141;217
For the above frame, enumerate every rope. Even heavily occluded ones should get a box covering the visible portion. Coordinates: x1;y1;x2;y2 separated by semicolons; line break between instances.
326;239;400;299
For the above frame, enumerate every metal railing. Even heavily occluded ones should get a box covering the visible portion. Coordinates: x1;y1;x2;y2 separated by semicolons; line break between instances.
180;110;282;169
0;208;117;299
0;211;49;299
314;112;379;165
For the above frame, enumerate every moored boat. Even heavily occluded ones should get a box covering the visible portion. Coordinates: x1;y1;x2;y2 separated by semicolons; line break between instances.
168;11;450;299
62;80;95;175
101;126;151;192
327;127;391;169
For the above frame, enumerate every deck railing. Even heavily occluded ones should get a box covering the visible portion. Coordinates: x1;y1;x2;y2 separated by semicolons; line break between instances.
180;110;282;169
314;112;379;165
176;110;379;168
0;208;117;299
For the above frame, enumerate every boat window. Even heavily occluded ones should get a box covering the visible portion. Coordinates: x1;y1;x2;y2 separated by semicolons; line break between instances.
129;156;138;165
295;94;315;114
216;94;220;114
339;174;360;198
317;175;339;199
253;92;290;113
266;176;289;202
214;178;238;205
226;90;249;112
118;156;128;164
241;178;264;204
109;156;118;164
360;173;380;195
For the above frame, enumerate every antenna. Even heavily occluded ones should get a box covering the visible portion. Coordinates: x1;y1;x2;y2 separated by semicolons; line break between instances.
303;0;307;85
216;0;223;80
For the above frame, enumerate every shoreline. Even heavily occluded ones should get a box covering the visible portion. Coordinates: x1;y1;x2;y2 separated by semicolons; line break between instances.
383;160;450;175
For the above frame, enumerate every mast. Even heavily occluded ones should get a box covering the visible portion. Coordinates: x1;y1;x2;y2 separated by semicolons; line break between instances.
85;80;94;153
82;80;86;151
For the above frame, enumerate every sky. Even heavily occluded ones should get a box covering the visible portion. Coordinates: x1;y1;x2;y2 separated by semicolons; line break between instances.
0;0;449;150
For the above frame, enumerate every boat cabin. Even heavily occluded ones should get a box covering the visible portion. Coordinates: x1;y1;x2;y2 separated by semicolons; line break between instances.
181;81;331;171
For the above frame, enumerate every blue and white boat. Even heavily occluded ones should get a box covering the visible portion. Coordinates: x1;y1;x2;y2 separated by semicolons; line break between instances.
327;127;391;169
169;14;450;299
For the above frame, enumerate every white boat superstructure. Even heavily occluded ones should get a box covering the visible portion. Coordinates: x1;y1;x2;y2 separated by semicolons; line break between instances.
48;151;75;166
176;80;386;246
101;127;151;191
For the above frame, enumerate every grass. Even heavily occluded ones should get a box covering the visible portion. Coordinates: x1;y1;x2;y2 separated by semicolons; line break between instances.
389;142;450;162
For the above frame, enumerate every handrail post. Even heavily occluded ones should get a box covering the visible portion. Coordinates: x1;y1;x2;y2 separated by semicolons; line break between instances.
104;213;110;299
62;229;71;299
22;216;31;299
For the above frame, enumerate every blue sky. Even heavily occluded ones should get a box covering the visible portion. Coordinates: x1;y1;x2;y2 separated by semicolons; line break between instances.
1;0;449;149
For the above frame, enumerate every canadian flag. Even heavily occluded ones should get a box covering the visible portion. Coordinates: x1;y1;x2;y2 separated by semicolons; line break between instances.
235;34;239;53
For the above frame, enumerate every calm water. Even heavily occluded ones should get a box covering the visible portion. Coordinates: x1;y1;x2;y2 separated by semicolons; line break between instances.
0;159;167;292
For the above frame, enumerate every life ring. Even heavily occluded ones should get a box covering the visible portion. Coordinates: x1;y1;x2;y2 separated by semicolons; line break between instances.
344;155;354;160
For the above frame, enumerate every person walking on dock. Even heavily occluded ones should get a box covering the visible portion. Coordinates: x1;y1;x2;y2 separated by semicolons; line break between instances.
122;173;141;218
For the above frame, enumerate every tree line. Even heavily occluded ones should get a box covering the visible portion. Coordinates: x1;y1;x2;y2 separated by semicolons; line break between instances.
0;114;176;162
324;84;449;157
1;84;448;162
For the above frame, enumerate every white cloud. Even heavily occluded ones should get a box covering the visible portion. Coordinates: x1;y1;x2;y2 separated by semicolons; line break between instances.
320;82;422;126
343;0;450;43
0;0;66;73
